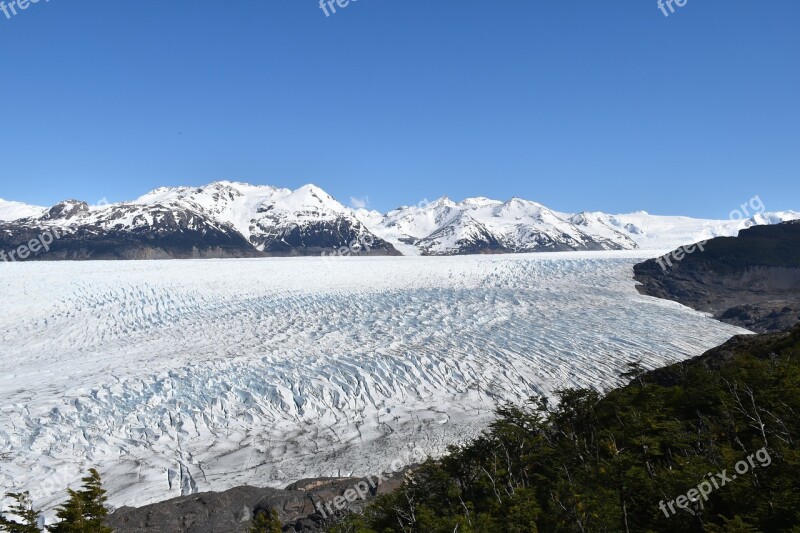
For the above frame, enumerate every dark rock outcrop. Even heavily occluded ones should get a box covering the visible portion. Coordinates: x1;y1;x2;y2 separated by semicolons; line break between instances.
0;205;262;261
633;221;800;332
107;469;412;532
44;200;90;221
0;202;400;261
256;217;401;257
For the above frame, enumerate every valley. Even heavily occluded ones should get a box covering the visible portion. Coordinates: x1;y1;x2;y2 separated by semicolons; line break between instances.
0;252;746;519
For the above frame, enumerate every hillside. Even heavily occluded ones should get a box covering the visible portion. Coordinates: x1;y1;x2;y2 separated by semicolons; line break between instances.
336;325;800;532
634;221;800;332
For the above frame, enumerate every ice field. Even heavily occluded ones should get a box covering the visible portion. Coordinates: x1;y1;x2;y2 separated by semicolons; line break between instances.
0;252;749;515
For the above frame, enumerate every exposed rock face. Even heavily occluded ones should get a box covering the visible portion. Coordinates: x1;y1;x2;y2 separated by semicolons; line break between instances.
107;470;410;532
633;221;800;332
0;204;262;261
367;197;637;256
3;182;799;259
45;200;90;221
0;183;400;261
256;216;399;257
106;486;272;533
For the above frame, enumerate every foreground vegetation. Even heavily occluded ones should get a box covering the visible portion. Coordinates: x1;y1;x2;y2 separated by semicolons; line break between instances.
335;326;800;532
0;470;111;533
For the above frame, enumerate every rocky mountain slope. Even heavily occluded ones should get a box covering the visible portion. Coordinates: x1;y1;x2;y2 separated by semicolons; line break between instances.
1;182;798;259
0;199;262;260
0;183;399;260
634;220;800;332
106;471;410;533
356;197;638;255
360;202;800;256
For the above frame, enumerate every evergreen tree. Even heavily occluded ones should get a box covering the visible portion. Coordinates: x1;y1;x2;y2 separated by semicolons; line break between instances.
47;469;111;533
0;492;42;533
620;360;647;386
249;508;282;533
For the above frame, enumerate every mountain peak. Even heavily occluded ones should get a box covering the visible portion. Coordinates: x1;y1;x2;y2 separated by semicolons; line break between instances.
2;184;798;257
294;183;329;197
0;198;46;222
425;196;457;209
461;197;502;207
45;200;90;221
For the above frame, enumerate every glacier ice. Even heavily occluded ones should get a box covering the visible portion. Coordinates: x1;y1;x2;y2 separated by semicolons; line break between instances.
0;252;748;518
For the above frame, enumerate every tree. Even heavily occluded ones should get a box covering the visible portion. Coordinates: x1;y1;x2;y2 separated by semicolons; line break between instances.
620;360;647;387
249;508;282;533
0;492;42;532
48;469;111;533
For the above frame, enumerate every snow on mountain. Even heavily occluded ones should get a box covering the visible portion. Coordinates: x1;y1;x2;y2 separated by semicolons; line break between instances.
350;206;424;256
0;194;261;260
133;181;350;237
357;197;467;256
417;210;504;255
2;182;798;258
0;198;45;221
361;198;800;255
132;181;397;254
134;180;285;242
0;182;399;259
359;197;635;255
566;211;640;250
750;210;800;226
576;210;800;251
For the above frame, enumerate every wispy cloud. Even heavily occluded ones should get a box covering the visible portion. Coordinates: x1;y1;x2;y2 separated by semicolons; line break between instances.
350;196;369;209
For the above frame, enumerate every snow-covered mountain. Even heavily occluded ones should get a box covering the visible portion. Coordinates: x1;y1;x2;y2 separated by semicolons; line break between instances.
360;197;637;255
563;210;800;251
1;182;798;259
0;197;263;260
0;198;45;221
133;181;398;255
360;198;800;255
0;182;399;260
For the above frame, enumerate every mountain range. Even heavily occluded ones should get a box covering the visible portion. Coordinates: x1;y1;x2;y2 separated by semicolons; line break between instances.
1;181;798;260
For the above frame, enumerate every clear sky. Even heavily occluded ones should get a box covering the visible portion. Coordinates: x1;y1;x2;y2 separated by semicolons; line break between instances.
0;0;798;217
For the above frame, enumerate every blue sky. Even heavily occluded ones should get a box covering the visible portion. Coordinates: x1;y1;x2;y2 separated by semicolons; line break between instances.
0;0;798;217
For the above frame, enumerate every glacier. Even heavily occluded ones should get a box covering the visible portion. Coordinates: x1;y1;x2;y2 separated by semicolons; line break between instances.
0;252;748;519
